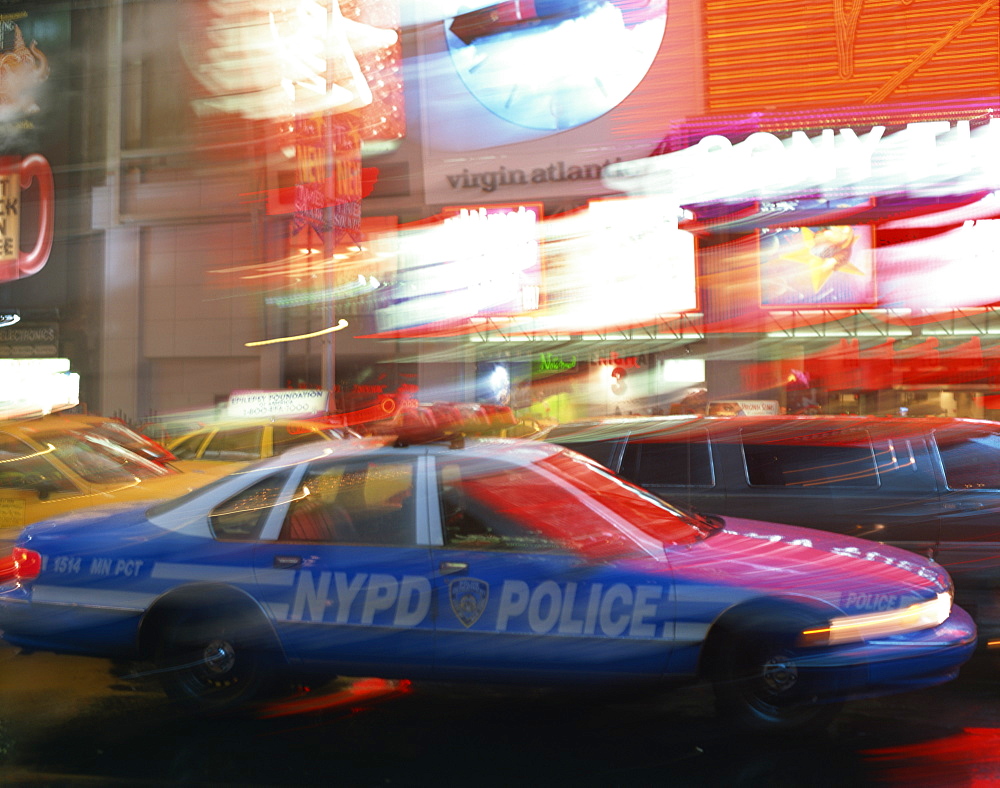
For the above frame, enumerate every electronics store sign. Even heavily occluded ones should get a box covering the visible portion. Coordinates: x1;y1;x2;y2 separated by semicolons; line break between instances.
0;322;57;357
604;119;1000;204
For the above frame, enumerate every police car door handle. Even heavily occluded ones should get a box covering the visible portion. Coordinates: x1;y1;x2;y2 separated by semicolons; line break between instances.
273;555;303;569
439;561;468;575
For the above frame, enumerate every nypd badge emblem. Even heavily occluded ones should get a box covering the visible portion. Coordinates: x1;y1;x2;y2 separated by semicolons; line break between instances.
449;578;489;628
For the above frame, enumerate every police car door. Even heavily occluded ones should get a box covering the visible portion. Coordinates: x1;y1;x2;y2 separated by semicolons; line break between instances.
429;453;674;683
251;451;437;677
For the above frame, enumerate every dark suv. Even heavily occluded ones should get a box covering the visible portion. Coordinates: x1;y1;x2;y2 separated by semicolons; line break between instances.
542;415;1000;637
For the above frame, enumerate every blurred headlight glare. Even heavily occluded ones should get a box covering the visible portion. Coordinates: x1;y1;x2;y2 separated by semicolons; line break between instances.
799;591;953;647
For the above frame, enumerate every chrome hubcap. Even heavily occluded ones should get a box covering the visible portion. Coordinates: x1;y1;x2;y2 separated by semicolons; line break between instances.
762;657;798;693
202;639;236;676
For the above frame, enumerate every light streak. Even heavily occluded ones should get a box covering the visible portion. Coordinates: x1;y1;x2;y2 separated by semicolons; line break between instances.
245;319;349;347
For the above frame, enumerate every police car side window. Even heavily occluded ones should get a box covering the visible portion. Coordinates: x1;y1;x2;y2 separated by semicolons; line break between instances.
437;459;560;552
210;471;291;541
279;459;418;545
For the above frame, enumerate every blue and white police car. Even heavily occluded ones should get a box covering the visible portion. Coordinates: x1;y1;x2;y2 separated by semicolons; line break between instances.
0;430;977;732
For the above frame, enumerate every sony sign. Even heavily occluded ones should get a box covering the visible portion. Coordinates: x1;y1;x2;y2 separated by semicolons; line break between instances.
604;119;1000;207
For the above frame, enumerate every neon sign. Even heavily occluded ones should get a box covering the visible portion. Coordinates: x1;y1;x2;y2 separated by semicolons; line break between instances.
605;119;1000;206
535;353;577;373
595;352;641;368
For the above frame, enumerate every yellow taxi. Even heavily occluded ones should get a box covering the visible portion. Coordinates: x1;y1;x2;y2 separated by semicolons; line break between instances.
0;416;226;534
165;418;358;472
40;413;177;466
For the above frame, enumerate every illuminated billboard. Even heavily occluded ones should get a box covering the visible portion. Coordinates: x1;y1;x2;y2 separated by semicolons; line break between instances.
444;0;667;132
759;225;875;308
704;0;1000;113
376;203;543;332
541;196;697;331
0;358;79;419
414;0;703;203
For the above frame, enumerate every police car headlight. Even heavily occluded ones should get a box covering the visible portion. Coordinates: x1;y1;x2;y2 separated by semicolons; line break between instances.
799;591;953;647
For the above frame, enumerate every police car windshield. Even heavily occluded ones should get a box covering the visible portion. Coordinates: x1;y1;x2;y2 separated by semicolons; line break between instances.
538;452;711;545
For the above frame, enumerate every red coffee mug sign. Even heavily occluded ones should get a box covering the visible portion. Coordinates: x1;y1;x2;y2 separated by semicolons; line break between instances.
0;154;54;283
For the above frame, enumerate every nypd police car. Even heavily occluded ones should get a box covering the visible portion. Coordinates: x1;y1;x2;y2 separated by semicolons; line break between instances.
0;431;977;732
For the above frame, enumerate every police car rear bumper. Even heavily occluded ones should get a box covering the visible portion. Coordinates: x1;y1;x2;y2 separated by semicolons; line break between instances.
0;594;142;658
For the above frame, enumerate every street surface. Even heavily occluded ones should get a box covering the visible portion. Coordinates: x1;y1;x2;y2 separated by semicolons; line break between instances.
1;642;999;786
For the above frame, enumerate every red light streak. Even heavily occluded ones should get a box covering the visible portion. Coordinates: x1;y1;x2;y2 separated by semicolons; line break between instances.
256;677;412;719
864;727;1000;785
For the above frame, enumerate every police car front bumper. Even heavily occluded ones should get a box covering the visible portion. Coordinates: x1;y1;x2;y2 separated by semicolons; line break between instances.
795;604;977;701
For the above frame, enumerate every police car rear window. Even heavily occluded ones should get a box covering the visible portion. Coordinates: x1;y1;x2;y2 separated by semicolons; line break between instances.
147;471;246;518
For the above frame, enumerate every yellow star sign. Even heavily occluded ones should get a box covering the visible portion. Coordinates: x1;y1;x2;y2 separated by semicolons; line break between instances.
778;226;865;293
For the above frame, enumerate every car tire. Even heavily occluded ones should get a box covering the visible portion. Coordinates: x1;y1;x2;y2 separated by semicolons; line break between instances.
154;608;278;713
710;611;843;734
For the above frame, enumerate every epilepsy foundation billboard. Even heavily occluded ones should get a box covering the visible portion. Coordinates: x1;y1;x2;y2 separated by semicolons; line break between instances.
227;389;329;419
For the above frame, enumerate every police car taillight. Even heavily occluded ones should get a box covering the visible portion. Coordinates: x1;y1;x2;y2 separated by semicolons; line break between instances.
12;548;41;581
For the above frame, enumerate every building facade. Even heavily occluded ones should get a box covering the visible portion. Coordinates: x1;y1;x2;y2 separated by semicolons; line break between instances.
0;0;998;425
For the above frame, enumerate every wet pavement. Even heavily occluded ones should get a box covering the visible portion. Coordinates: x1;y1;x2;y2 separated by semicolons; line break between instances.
1;642;999;786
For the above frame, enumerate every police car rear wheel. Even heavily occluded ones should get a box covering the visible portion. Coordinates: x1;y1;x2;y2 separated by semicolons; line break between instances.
155;612;274;712
712;614;841;733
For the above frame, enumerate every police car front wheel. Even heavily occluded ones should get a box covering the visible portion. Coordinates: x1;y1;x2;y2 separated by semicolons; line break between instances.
710;611;842;734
